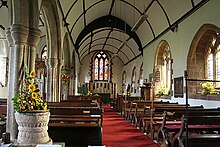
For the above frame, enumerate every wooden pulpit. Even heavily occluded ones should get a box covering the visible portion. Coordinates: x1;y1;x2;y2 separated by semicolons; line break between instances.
140;82;151;100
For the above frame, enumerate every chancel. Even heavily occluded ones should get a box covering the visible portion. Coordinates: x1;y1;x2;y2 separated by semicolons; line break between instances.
0;0;220;147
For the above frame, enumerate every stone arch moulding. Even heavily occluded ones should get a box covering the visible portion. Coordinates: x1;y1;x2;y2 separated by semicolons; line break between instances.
41;0;61;59
154;40;172;97
62;33;71;69
187;24;220;77
187;23;220;98
41;0;62;102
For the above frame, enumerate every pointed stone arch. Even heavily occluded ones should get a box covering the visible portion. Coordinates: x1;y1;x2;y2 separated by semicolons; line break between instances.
154;40;172;97
41;0;62;102
187;24;220;96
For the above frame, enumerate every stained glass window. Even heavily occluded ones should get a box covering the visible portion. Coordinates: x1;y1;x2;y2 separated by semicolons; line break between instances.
94;51;109;81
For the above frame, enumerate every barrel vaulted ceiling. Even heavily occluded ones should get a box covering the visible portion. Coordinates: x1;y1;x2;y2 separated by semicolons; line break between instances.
56;0;209;65
0;0;209;65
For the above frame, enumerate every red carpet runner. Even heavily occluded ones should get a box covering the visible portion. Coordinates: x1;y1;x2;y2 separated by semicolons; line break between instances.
102;104;160;147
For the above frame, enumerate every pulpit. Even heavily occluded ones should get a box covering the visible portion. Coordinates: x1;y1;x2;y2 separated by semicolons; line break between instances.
140;82;151;100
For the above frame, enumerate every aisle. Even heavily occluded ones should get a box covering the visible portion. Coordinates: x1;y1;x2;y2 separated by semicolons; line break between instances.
102;104;160;147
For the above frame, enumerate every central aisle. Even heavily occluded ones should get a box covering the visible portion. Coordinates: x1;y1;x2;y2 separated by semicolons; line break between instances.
102;104;160;147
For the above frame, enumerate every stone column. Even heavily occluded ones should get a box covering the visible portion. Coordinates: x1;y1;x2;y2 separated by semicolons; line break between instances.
6;24;29;140
27;28;41;72
57;59;63;101
45;58;61;102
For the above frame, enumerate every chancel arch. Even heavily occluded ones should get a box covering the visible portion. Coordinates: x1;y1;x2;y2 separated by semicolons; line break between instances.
187;24;220;98
154;40;173;97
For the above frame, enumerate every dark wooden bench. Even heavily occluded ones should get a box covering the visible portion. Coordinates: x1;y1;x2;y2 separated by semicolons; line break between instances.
0;98;7;105
141;105;205;139
166;112;220;147
132;102;182;127
48;101;103;146
155;109;220;145
0;105;7;117
122;100;176;122
67;95;102;107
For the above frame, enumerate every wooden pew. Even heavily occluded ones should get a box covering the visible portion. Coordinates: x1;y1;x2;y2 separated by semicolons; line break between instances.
141;105;204;139
131;101;182;127
48;101;103;146
0;104;6;139
170;115;220;147
122;100;172;121
67;95;102;107
155;108;220;146
0;105;7;117
0;98;7;105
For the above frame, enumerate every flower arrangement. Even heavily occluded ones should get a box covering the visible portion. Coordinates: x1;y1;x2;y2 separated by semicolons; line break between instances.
201;82;219;95
155;83;169;97
12;70;48;112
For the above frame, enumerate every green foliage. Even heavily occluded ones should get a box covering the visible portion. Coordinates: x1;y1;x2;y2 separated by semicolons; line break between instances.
201;82;219;95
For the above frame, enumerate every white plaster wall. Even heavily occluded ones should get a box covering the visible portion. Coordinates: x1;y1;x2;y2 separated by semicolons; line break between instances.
79;55;91;84
143;0;220;79
112;57;124;93
141;0;220;107
123;56;143;96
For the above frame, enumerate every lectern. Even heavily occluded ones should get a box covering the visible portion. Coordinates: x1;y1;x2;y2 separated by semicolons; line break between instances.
140;82;151;100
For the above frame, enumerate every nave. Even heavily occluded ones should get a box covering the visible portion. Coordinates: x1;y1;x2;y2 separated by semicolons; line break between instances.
102;104;159;147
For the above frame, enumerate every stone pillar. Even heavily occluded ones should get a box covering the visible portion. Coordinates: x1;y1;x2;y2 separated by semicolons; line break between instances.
45;58;62;102
57;59;63;101
6;24;29;140
27;28;41;72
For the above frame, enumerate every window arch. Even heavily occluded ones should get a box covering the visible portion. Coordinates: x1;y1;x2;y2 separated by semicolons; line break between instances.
205;33;220;86
41;46;47;60
138;63;144;93
94;51;109;81
131;67;136;93
154;41;173;96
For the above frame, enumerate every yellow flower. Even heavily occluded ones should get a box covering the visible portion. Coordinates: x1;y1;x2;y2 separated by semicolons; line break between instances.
30;71;36;78
28;83;36;92
12;70;48;112
31;92;38;99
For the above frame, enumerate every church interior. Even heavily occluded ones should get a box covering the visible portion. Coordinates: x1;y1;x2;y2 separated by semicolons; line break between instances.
0;0;220;146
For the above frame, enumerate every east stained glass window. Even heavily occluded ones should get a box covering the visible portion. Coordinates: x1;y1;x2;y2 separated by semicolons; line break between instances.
94;51;109;81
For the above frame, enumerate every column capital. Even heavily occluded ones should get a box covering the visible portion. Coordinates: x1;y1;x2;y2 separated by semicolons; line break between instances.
5;28;14;47
28;28;41;47
11;24;29;45
45;58;59;69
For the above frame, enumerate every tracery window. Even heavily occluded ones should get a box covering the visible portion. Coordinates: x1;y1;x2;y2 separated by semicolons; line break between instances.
206;34;220;86
94;51;109;81
161;46;172;95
